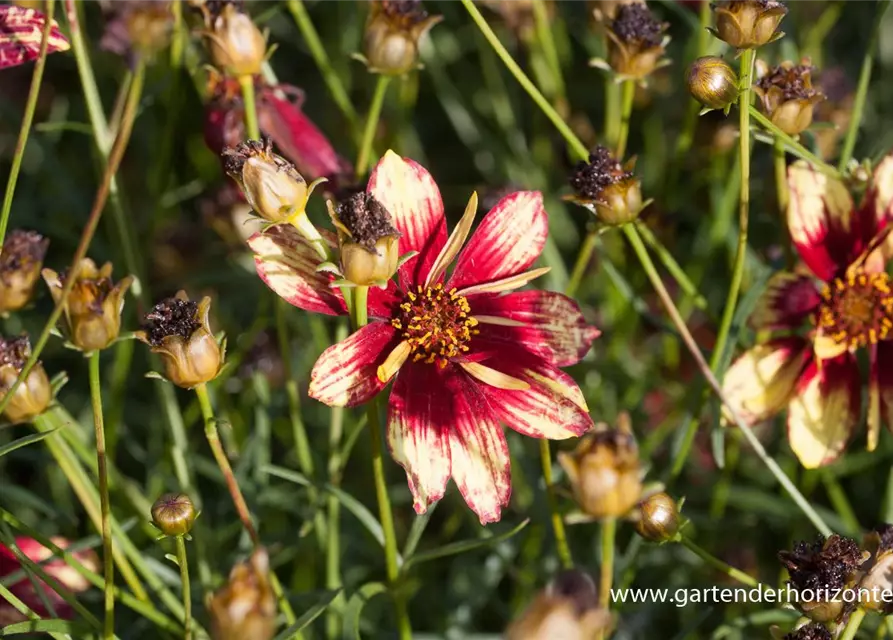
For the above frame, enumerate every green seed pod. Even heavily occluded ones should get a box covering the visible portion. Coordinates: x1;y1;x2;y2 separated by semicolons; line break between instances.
686;56;739;112
151;493;197;537
634;492;680;542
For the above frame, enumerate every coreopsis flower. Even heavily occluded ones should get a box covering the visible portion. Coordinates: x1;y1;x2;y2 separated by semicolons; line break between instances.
151;493;197;537
754;59;825;136
593;3;670;83
722;154;893;466
208;549;276;640
557;415;642;520
100;0;173;60
0;230;48;315
782;623;833;640
198;0;266;78
633;492;681;543
328;192;402;287
568;145;645;225
778;534;865;623
710;0;787;51
686;56;739;113
0;334;51;424
135;292;224;389
361;0;442;76
42;259;133;353
857;524;893;612
249;151;599;523
0;5;69;71
505;570;614;640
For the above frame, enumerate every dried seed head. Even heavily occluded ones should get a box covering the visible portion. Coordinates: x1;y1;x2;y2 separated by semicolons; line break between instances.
569;146;644;225
783;623;833;640
141;297;201;347
603;3;668;80
151;493;197;537
208;549;276;640
333;193;402;286
336;193;400;252
633;492;681;543
0;335;51;424
686;56;739;111
612;4;663;47
754;59;825;136
0;230;48;315
363;0;442;75
711;0;787;50
857;524;893;612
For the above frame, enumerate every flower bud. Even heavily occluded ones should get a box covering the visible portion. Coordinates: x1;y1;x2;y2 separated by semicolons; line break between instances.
42;259;133;353
136;292;223;389
857;524;893;613
633;492;681;542
710;0;787;51
329;192;401;287
202;1;267;78
568;145;644;225
603;4;669;81
223;138;310;225
0;335;51;424
686;56;739;112
363;0;442;76
557;414;642;519
208;548;276;640
0;230;48;315
754;59;825;136
151;493;197;537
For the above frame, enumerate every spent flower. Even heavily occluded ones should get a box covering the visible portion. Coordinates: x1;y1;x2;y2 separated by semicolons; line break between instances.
0;335;50;424
0;230;48;316
208;549;276;640
782;623;833;640
754;58;825;136
857;524;893;612
593;3;670;83
199;0;267;78
568;145;645;225
710;0;787;51
100;1;173;60
361;0;442;75
328;192;402;287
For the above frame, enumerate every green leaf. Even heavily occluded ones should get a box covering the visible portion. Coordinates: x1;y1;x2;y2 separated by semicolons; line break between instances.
0;619;87;636
0;429;57;459
343;582;387;640
272;589;341;640
403;519;529;570
402;503;437;560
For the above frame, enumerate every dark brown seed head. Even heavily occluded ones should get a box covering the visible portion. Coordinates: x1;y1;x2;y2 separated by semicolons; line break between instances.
336;193;401;252
381;0;429;26
569;146;633;201
612;4;663;47
757;62;819;101
0;231;48;279
784;622;832;640
141;298;201;347
778;535;863;592
0;335;31;371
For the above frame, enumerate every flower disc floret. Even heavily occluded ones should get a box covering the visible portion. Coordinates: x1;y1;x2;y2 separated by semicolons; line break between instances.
818;272;893;350
392;284;479;367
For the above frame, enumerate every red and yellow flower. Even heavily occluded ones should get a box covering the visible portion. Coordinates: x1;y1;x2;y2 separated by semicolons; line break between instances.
249;151;600;523
723;154;893;467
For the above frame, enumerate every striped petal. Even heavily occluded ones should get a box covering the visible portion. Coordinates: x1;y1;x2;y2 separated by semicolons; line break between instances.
387;362;451;515
788;160;857;281
472;291;600;366
857;152;893;272
722;338;811;426
749;271;821;330
367;151;446;290
0;6;69;70
876;341;893;438
308;322;399;407
448;191;548;291
787;355;860;469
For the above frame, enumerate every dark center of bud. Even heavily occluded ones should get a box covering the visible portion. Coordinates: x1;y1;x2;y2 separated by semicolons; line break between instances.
336;193;400;253
0;231;48;277
778;534;863;593
222;137;298;180
381;0;429;26
0;336;31;372
612;4;663;47
570;146;633;201
784;623;833;640
142;298;201;346
391;284;478;368
817;272;893;350
757;63;818;101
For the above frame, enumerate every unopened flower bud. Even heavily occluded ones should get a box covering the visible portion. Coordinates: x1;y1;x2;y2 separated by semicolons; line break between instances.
568;145;644;225
363;0;442;76
687;56;739;112
0;335;51;424
329;192;401;287
136;292;223;389
151;493;197;537
710;0;787;51
754;59;825;136
600;3;669;81
208;549;276;640
43;259;133;353
633;492;681;542
557;414;642;519
203;1;267;77
857;524;893;613
0;230;48;315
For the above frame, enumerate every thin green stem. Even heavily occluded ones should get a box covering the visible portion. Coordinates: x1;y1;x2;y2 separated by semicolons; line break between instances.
326;321;348;639
680;537;760;588
530;0;567;106
565;229;599;299
175;536;192;640
0;0;55;249
598;518;616;609
636;222;709;313
539;440;572;569
749;106;839;177
838;0;890;170
616;80;635;158
840;608;867;640
89;352;114;639
240;75;262;140
773;136;789;214
357;76;392;177
352;286;411;639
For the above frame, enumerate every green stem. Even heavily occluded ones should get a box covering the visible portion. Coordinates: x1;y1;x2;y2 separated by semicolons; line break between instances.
616;80;635;158
636;222;709;313
352;286;411;639
357;76;391;177
773;135;789;214
680;537;760;588
565;228;599;299
749;106;839;177
239;75;262;140
840;608;867;640
89;352;114;639
326;321;348;639
838;0;890;170
0;0;55;250
539;440;572;569
530;0;567;106
598;518;616;609
175;536;192;640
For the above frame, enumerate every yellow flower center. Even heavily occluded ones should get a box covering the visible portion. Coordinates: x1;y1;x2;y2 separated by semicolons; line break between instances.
391;283;478;367
818;272;893;350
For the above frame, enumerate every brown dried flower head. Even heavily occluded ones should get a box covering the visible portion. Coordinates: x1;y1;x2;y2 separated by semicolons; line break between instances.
857;524;893;612
0;230;48;315
754;59;825;136
208;548;276;640
0;335;51;424
557;413;642;519
100;1;173;59
711;0;787;51
568;146;644;225
783;623;833;640
202;0;267;78
363;0;443;76
151;493;197;537
601;3;670;82
329;192;402;287
589;0;645;25
633;492;681;543
686;56;739;113
42;259;134;353
135;292;223;389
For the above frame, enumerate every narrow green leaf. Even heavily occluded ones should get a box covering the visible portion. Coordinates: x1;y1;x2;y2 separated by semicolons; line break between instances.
272;589;341;640
0;429;57;459
0;619;87;636
403;519;530;570
343;582;387;640
402;503;436;560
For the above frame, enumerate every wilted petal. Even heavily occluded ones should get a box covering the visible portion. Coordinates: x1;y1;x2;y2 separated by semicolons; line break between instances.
472;291;600;366
386;362;451;515
0;6;69;71
308;322;399;407
749;271;821;330
367;151;446;289
787;355;860;469
722;338;810;426
448;191;548;291
787;160;857;281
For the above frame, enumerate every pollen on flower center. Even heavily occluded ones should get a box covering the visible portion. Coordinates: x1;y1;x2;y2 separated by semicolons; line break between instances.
817;272;893;350
391;283;479;367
